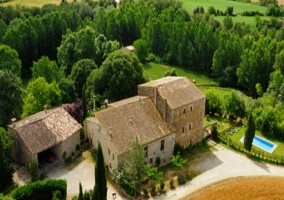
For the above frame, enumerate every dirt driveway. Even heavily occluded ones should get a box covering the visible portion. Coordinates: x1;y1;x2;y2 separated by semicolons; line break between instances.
46;151;127;200
151;141;284;200
16;141;284;200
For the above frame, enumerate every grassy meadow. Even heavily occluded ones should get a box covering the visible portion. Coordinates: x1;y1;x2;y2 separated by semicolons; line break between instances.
143;62;218;86
1;0;63;7
181;0;266;14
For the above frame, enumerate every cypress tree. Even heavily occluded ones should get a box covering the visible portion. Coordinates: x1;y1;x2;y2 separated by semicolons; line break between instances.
78;182;83;200
244;112;255;152
92;142;107;200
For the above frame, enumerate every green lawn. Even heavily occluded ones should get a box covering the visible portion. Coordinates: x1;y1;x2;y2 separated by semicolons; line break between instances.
215;15;270;30
226;127;284;156
143;62;218;86
181;0;266;14
2;0;64;7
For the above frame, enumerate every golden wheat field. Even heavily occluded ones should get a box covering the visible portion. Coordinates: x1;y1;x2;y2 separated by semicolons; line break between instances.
186;176;284;200
251;0;284;5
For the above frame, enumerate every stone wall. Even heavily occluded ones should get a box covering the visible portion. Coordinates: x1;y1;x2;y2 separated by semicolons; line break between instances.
85;117;176;172
173;98;206;148
138;86;156;105
9;128;36;165
85;117;118;173
61;130;80;158
144;133;175;167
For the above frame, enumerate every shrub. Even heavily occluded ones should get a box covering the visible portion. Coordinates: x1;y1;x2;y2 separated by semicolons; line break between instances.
174;144;184;156
208;6;216;15
177;173;187;185
150;184;156;194
65;156;73;165
169;179;175;189
160;181;165;191
26;162;38;178
12;179;67;200
156;157;161;167
62;151;66;160
143;188;148;196
80;128;85;140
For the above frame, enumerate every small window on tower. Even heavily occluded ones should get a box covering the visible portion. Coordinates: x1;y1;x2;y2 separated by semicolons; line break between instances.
189;124;192;130
183;109;186;114
182;127;185;133
160;140;164;151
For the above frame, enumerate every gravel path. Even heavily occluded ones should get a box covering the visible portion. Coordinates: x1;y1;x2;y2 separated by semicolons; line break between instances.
151;141;284;200
46;151;127;200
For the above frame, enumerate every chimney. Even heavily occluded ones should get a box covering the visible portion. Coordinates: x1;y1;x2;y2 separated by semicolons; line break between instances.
11;118;16;127
43;105;47;113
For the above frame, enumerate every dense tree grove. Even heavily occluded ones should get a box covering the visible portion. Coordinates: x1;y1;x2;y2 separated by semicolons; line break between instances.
0;0;284;157
0;128;14;191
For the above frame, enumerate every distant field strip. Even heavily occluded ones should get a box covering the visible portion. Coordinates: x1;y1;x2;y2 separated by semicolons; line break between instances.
182;0;267;14
1;0;63;7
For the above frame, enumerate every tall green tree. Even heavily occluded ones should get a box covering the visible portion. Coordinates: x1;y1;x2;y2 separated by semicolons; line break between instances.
0;127;14;191
0;44;21;77
22;77;61;117
58;77;77;103
133;39;148;63
92;142;107;200
123;136;149;196
244;112;256;152
88;50;146;102
0;70;24;127
31;56;63;83
70;59;97;97
223;15;233;31
78;182;83;200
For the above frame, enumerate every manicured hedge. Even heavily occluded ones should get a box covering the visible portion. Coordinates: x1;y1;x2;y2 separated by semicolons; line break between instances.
12;179;67;200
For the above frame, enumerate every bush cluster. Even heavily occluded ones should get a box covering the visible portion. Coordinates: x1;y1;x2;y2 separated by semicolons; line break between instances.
177;174;187;185
241;10;264;16
12;179;67;200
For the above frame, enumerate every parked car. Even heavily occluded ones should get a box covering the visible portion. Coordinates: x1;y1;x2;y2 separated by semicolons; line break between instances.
46;152;56;163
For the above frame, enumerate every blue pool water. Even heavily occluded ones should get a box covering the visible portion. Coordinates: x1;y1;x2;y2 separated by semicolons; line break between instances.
240;135;277;153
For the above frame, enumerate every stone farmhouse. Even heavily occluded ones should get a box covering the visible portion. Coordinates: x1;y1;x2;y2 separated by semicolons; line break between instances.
8;107;82;168
85;76;206;172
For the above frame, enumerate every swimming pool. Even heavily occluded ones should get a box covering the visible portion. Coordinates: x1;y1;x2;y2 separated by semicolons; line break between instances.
240;135;277;153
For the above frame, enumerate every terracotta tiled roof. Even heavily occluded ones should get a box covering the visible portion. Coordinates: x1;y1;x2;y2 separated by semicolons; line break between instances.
9;107;82;155
138;76;206;109
94;96;174;156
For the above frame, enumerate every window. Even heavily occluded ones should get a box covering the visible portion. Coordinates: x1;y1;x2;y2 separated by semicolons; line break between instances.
144;146;148;157
182;127;185;133
149;157;153;166
108;148;110;155
112;154;114;160
109;163;112;169
183;109;186;114
190;106;193;111
189;123;192;130
160;140;164;151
